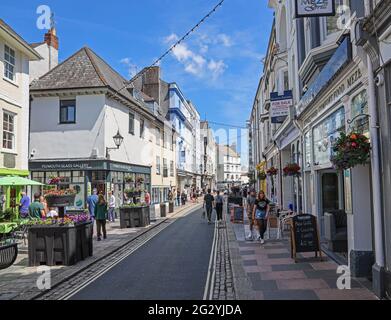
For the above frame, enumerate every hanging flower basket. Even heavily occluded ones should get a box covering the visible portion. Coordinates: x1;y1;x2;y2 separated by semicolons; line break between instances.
136;177;144;185
330;132;371;170
124;176;134;183
267;167;278;176
283;163;301;177
44;189;77;207
258;171;267;181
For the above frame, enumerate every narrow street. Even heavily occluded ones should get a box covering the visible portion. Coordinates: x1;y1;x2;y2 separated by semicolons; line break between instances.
70;208;216;300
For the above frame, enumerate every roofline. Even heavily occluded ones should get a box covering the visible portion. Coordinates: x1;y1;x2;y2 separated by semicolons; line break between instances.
0;20;42;60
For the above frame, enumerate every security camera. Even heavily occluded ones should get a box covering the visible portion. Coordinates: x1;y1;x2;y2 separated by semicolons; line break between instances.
375;74;384;87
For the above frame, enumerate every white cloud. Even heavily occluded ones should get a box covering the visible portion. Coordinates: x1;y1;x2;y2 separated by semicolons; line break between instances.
218;34;233;47
208;59;227;80
120;58;139;78
164;33;227;79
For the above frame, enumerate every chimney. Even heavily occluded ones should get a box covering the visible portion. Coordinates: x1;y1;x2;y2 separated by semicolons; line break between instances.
142;66;161;104
44;27;59;50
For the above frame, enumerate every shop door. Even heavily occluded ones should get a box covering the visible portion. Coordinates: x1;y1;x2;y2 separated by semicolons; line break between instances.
319;171;344;239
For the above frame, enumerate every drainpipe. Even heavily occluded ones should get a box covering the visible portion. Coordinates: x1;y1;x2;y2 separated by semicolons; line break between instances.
367;54;385;296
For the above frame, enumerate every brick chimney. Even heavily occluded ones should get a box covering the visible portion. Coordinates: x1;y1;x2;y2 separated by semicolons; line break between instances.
44;27;59;50
142;66;161;104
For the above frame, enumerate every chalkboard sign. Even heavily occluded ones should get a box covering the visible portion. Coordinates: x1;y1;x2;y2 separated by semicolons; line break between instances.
290;214;322;262
231;206;244;224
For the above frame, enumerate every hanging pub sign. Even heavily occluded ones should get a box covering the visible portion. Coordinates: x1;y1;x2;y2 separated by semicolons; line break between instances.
270;90;293;124
295;0;336;18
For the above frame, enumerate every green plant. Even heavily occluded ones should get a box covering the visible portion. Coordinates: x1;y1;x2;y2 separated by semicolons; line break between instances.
258;171;267;181
331;132;371;170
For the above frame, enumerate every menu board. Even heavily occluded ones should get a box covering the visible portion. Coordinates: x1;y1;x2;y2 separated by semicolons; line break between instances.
290;214;322;262
230;206;244;224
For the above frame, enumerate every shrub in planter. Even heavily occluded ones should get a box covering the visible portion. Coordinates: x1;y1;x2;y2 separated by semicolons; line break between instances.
44;189;77;207
283;163;301;177
331;132;371;170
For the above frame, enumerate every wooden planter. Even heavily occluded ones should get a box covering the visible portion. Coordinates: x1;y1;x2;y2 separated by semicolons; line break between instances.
120;206;150;229
45;194;76;208
28;222;93;266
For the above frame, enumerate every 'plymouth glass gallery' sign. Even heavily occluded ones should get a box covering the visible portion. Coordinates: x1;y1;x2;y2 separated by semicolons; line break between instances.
295;0;336;18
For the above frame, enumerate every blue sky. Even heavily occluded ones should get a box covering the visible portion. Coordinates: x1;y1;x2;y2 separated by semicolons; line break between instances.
1;0;273;165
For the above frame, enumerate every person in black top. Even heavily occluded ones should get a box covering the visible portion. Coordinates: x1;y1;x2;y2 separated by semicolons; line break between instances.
203;189;215;224
252;191;270;244
215;191;224;221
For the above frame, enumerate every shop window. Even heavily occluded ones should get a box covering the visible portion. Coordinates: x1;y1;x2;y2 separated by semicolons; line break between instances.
60;100;76;124
351;90;369;135
313;108;345;166
2;111;15;150
163;158;168;177
325;0;348;36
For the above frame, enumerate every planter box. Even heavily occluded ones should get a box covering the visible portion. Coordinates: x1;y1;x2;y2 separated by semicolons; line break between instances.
28;222;93;267
160;203;167;218
120;206;150;229
169;201;174;214
45;194;76;207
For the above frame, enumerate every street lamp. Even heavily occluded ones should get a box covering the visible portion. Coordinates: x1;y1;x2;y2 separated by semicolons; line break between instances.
106;130;124;159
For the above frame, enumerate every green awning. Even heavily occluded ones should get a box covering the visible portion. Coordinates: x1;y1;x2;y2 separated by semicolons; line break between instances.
0;176;44;186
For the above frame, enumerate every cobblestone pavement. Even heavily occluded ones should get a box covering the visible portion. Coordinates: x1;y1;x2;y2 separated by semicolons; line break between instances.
226;210;378;300
0;203;200;300
208;203;236;301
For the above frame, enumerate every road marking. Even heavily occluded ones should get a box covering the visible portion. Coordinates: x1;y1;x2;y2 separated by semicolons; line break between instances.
50;205;202;300
203;211;219;300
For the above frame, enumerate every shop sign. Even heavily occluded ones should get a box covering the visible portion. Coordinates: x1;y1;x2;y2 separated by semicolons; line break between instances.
30;161;106;171
295;0;336;18
297;37;351;116
270;91;293;124
109;162;151;175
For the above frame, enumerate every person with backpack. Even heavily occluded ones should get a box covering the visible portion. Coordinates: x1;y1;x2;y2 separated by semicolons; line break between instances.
253;191;270;245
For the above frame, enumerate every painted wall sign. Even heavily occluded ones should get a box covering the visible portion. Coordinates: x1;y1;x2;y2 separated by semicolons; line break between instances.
270;91;293;124
295;0;336;18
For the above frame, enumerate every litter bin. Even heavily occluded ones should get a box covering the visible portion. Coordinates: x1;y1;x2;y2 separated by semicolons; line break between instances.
169;201;174;213
160;203;167;218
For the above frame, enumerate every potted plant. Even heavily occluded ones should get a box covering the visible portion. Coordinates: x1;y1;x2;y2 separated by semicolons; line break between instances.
283;163;301;177
330;132;371;170
267;167;278;176
119;203;150;229
44;189;77;208
125;188;135;198
136;177;144;185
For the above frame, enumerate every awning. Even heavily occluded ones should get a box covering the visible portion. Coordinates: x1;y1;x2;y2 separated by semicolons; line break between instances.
0;176;44;186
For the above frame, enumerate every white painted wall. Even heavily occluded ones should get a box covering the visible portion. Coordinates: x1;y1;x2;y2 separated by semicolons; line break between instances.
30;94;106;160
29;43;58;83
0;37;32;171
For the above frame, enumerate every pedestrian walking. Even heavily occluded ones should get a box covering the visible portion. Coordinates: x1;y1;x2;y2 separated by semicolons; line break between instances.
203;189;215;224
19;192;30;219
246;189;257;241
94;194;108;241
176;190;181;207
215;191;224;221
87;188;99;222
144;190;151;206
108;191;116;222
181;191;187;206
253;191;270;245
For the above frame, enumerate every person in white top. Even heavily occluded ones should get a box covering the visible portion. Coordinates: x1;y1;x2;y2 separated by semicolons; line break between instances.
108;191;116;222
